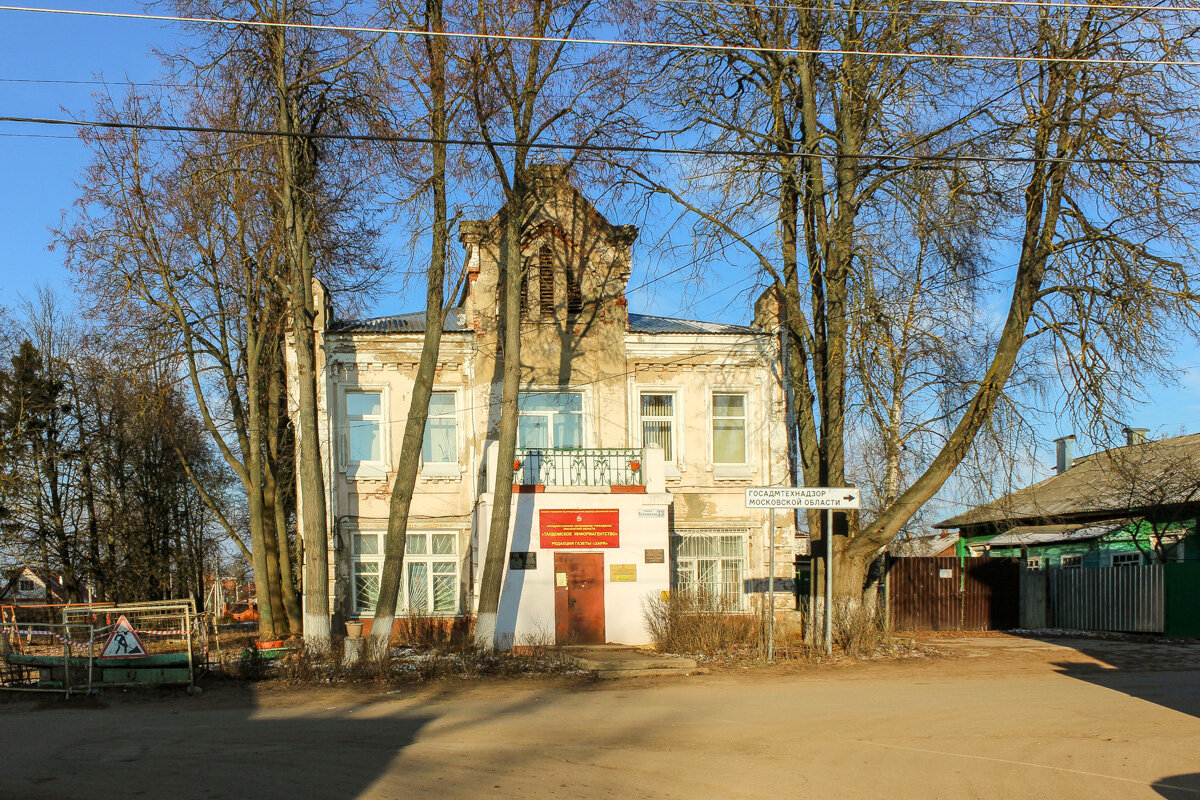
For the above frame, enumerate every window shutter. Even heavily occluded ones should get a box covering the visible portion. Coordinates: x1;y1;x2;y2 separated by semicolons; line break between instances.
539;246;555;316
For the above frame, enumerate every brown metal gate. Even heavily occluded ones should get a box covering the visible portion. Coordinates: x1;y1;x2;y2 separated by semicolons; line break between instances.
886;557;1020;631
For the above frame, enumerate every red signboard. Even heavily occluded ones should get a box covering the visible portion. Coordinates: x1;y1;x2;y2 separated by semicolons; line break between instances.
540;509;620;549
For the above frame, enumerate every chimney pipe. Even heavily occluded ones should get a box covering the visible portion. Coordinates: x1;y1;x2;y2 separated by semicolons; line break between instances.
1054;435;1076;475
1124;427;1149;446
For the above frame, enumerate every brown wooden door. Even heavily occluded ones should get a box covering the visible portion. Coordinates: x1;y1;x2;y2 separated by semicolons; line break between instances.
554;553;605;645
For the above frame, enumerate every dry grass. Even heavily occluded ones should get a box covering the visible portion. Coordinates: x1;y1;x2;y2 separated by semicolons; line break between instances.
832;598;890;657
221;618;581;685
642;592;759;657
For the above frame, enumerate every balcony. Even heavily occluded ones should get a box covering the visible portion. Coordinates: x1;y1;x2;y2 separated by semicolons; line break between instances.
515;447;642;487
485;442;666;493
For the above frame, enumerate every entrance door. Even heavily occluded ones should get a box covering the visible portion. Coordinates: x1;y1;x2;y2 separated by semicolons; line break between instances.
554;552;605;645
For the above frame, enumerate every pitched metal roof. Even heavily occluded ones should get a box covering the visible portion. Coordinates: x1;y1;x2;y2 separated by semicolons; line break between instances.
934;433;1200;529
328;309;472;334
628;312;759;335
983;521;1125;547
328;309;760;336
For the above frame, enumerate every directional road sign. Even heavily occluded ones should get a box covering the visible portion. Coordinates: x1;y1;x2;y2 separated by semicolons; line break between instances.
744;486;861;510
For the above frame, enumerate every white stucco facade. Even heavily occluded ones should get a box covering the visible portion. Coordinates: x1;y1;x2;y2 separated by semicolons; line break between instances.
291;166;797;646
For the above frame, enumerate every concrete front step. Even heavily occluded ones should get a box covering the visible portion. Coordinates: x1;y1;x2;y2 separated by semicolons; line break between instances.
585;666;706;679
564;647;703;677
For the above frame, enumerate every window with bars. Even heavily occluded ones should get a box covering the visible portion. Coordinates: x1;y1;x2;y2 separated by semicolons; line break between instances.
1060;554;1082;569
640;392;675;462
670;529;746;610
539;246;555;316
352;530;459;615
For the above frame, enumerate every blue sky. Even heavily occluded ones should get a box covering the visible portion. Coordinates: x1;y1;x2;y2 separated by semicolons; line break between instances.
3;2;1200;487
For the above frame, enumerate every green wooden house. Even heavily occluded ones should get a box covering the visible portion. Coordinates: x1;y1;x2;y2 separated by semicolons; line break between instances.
934;430;1200;569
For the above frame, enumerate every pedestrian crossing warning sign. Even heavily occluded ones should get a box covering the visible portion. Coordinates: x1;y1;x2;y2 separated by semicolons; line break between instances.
100;615;148;659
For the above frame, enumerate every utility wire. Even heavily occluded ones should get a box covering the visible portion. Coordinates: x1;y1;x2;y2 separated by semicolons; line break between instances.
1;4;1199;66
5;115;1200;167
652;0;1200;16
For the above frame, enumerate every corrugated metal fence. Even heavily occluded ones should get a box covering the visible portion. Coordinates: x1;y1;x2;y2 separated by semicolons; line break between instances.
886;557;1019;631
1048;565;1164;633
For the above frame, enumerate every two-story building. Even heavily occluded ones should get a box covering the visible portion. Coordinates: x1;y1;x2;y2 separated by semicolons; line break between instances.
295;166;795;647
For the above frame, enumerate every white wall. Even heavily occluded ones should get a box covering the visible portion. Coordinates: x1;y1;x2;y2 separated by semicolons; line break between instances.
475;489;672;647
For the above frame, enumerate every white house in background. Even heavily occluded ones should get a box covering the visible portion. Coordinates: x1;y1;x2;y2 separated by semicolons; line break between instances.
291;165;795;647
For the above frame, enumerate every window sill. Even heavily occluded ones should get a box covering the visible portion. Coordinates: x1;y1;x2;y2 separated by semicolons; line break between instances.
712;465;754;481
421;463;462;481
345;464;388;481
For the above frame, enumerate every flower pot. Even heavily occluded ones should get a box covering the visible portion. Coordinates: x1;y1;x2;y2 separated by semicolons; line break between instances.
629;461;640;471
345;621;364;639
513;460;522;471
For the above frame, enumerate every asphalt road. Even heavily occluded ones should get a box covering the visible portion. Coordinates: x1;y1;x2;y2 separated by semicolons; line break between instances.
2;636;1199;799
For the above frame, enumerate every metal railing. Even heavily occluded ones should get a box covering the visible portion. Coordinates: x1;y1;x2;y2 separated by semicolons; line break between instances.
514;447;643;487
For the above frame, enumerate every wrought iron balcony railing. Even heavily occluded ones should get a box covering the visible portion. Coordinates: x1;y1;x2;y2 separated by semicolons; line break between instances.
514;447;643;487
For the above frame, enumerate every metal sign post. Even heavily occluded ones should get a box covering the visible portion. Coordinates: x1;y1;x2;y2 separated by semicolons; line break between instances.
767;507;775;661
745;487;860;657
825;507;833;656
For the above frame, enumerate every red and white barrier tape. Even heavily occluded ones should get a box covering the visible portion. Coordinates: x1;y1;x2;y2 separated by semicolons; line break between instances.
4;629;95;647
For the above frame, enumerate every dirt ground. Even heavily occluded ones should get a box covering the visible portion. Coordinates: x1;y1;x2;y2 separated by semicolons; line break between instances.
1;634;1199;800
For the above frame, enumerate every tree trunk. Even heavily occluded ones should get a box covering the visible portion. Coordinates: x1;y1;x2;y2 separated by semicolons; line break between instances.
270;19;332;653
267;356;303;633
369;0;449;660
475;175;526;651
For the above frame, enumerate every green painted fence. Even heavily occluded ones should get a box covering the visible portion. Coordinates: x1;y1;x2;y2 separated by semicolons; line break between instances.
1165;563;1200;639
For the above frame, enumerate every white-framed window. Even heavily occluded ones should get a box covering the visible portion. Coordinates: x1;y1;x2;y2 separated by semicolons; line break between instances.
518;391;584;449
670;529;747;610
640;392;676;462
1111;551;1142;567
422;391;459;475
1060;554;1082;570
1025;557;1044;571
352;530;460;616
712;392;749;474
343;388;387;477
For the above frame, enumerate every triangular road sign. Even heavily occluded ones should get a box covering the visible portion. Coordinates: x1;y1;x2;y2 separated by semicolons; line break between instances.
99;615;148;659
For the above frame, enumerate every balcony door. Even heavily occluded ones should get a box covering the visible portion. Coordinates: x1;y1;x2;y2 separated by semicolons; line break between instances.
517;391;583;449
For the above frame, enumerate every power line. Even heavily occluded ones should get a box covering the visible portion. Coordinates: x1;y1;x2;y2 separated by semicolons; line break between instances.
5;114;1200;167
653;0;1200;16
651;0;1200;26
1;4;1199;66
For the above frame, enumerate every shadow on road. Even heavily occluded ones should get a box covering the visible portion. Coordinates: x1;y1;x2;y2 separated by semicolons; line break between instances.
0;676;621;800
1152;773;1200;799
1021;634;1200;721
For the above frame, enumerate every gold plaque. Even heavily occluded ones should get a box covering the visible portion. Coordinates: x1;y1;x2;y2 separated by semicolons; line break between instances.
609;564;637;582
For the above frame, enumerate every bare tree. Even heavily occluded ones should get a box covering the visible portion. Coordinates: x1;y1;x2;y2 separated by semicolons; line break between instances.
368;0;453;659
652;0;1200;605
460;0;648;649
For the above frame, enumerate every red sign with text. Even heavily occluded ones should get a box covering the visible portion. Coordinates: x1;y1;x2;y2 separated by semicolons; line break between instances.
539;509;620;549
